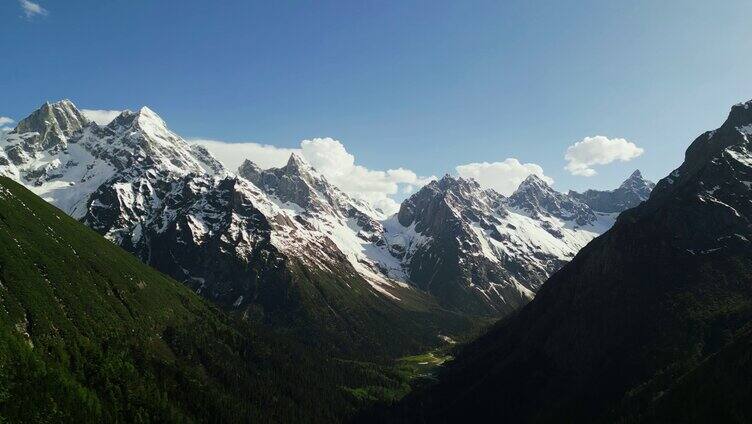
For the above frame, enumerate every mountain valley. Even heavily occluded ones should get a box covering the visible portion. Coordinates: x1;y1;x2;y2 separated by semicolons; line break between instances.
0;100;654;359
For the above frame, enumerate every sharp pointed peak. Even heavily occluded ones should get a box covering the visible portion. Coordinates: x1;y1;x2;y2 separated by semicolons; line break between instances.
523;173;546;183
12;99;88;137
106;106;168;131
284;152;312;171
510;174;557;200
138;105;158;117
237;159;262;180
518;173;552;189
239;158;261;172
42;99;76;108
619;169;655;191
135;106;166;122
287;152;305;164
34;99;80;114
427;174;481;193
628;169;643;178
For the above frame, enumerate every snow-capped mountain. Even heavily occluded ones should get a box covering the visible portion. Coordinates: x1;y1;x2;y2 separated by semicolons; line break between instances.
389;174;616;315
0;100;466;357
0;100;652;351
569;169;655;213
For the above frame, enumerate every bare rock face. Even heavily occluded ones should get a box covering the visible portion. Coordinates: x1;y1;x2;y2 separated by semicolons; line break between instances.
10;99;88;153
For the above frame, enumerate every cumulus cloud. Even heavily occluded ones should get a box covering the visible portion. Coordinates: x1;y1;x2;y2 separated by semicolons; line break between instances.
564;135;644;177
190;139;297;170
19;0;47;17
192;137;434;214
456;158;553;195
300;138;436;213
81;109;121;126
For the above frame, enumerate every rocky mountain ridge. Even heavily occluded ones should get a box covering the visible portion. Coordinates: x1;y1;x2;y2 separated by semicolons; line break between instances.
569;169;655;213
0;100;654;353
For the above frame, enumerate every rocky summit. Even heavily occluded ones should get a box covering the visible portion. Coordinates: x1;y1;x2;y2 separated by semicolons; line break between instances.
569;169;655;213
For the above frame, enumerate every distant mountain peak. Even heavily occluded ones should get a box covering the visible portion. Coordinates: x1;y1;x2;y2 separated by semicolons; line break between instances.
284;152;312;172
238;158;262;176
136;105;164;123
627;169;643;179
7;99;88;153
429;174;480;194
509;174;595;226
569;169;654;213
618;169;653;190
13;99;88;134
516;173;553;192
106;106;169;134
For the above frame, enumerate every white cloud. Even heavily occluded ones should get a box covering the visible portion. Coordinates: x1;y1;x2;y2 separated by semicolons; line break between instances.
564;135;644;177
81;109;121;126
456;158;553;195
19;0;47;17
0;117;14;127
193;137;434;215
191;139;298;170
299;138;435;214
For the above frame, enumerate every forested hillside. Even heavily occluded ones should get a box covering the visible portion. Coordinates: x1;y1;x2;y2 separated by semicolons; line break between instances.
0;176;408;423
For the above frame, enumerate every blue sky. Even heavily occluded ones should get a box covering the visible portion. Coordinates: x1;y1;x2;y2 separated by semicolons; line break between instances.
2;0;752;207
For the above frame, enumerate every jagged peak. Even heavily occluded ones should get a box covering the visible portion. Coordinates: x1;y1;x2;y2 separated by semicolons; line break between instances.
106;106;171;134
439;173;455;181
42;99;78;111
237;159;262;178
619;169;653;189
628;169;643;179
513;173;554;196
428;174;479;192
521;173;549;185
107;109;138;128
239;158;260;170
11;99;88;143
285;152;309;169
137;106;164;124
281;153;321;182
727;99;752;127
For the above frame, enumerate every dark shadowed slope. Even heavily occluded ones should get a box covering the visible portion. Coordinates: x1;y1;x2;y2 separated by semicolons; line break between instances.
389;100;752;423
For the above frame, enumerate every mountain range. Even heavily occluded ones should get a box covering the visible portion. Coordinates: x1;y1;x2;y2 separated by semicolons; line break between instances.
0;100;654;358
385;100;752;422
9;97;752;424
